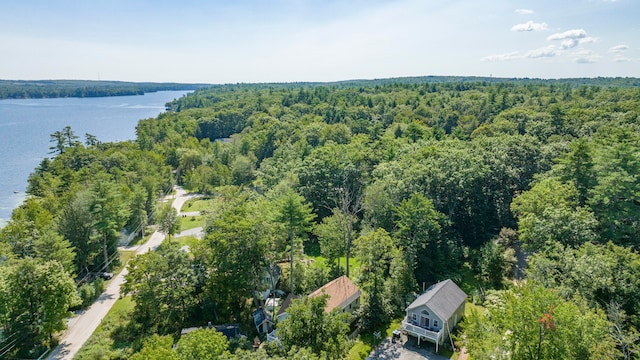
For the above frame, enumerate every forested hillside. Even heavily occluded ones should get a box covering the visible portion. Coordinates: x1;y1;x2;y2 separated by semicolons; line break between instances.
1;78;639;359
0;79;209;99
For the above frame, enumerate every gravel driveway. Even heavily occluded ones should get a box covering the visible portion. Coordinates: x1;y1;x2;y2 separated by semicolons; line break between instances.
370;334;450;360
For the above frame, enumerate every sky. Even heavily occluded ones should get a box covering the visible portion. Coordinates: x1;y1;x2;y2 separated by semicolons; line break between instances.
0;0;638;83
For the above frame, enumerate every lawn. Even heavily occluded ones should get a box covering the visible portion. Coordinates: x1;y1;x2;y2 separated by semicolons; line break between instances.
181;197;214;213
347;318;403;360
176;235;200;249
304;241;362;275
74;296;136;360
179;214;205;231
114;249;136;274
464;300;486;317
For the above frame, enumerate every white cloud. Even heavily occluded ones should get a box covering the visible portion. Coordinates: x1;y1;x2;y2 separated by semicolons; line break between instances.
576;57;595;64
612;56;634;62
526;45;556;58
579;37;597;45
609;44;629;52
572;50;601;64
511;21;548;32
547;29;587;41
515;9;534;14
481;52;521;62
561;39;578;49
559;37;595;49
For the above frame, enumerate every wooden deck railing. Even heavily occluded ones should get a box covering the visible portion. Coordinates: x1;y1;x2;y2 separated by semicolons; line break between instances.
401;319;440;341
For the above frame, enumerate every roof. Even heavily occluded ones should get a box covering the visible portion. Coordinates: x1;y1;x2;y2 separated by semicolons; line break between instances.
309;275;361;313
253;308;272;327
276;293;299;318
406;279;467;321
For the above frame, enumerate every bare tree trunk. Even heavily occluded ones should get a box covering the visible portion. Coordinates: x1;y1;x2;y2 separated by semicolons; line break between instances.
289;229;294;294
103;236;109;272
339;186;362;278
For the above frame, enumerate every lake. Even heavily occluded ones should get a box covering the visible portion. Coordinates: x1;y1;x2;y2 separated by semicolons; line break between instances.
0;90;191;227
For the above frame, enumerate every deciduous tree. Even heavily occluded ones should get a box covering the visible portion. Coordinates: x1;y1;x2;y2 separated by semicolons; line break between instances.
0;259;80;357
176;328;229;360
122;244;198;335
130;334;179;360
277;294;350;359
462;283;617;360
157;202;180;241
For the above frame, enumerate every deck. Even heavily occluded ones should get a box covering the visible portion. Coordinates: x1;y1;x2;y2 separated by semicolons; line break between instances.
401;318;444;351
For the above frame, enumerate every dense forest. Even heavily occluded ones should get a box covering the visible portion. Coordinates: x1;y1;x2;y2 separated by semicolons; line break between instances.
0;79;209;99
1;77;639;359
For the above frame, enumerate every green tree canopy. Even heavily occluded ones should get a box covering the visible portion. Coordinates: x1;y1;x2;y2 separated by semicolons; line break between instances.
0;259;80;357
176;328;229;360
272;188;315;294
122;243;199;335
276;294;350;359
157;202;180;240
130;334;179;360
462;282;617;360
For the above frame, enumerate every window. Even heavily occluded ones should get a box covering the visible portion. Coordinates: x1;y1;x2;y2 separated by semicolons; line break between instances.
412;313;417;322
420;317;430;328
421;310;430;316
433;320;439;328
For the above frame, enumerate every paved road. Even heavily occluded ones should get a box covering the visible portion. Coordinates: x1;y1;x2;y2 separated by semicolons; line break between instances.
174;226;205;239
47;187;195;360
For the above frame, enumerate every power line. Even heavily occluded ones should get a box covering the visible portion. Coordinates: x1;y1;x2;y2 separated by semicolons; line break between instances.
0;328;23;344
0;333;28;358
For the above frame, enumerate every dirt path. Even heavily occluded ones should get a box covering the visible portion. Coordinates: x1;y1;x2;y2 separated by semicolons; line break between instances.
47;187;194;360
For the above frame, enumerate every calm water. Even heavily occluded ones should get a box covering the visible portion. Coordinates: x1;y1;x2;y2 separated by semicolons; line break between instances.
0;90;191;226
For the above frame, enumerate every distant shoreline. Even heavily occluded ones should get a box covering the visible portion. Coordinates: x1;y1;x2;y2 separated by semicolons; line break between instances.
0;79;209;100
2;76;639;101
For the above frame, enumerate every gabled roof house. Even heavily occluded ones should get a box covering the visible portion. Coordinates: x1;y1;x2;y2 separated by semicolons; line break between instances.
275;293;299;323
309;275;361;314
267;275;361;345
401;279;466;352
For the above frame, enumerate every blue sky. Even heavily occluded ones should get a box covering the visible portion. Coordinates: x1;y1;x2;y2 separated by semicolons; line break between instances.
1;0;638;83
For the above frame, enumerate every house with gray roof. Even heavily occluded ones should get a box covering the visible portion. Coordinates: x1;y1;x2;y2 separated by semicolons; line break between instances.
401;279;466;352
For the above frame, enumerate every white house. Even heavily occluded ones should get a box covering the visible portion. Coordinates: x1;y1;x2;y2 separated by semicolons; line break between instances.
401;279;466;352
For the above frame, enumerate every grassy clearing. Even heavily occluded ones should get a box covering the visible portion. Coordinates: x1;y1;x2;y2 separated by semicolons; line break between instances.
348;339;372;360
74;296;135;360
179;214;205;231
176;235;199;249
181;197;214;212
347;319;403;360
304;241;362;274
464;300;486;317
114;249;136;274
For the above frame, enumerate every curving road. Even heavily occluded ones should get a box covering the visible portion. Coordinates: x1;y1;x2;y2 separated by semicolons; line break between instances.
47;187;196;360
